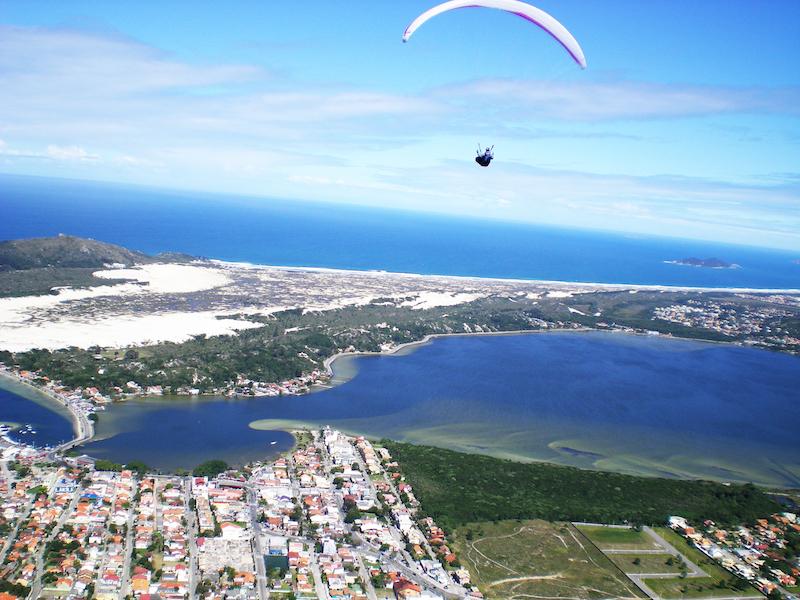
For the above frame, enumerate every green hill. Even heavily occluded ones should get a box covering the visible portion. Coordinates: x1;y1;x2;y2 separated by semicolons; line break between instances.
0;235;192;271
0;235;196;296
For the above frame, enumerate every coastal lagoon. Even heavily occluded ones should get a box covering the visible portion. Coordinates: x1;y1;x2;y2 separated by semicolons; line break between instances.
66;331;800;486
0;376;74;447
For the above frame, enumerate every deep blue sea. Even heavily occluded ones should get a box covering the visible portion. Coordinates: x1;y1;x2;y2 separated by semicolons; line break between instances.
1;174;798;288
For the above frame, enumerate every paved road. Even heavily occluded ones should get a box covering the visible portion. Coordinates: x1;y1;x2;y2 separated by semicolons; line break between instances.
118;489;137;599
183;478;198;600
376;457;441;566
355;551;379;600
0;480;32;564
310;557;330;600
0;369;94;456
185;477;200;600
246;486;269;600
359;538;463;600
29;485;82;598
614;527;761;600
642;527;706;576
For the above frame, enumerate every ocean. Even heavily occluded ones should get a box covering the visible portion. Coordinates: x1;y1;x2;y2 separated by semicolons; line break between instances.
1;174;798;289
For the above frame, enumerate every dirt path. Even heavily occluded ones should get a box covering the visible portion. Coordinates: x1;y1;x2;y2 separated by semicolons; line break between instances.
487;573;564;587
468;525;541;576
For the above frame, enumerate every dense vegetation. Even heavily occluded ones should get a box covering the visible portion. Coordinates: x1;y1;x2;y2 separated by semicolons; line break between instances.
383;441;781;530
0;235;194;297
5;298;554;393
193;460;229;477
93;459;149;475
0;267;132;298
0;235;153;270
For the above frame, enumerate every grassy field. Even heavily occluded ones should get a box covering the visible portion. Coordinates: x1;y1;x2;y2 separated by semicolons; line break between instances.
451;519;646;599
607;553;685;575
576;525;659;551
641;528;760;598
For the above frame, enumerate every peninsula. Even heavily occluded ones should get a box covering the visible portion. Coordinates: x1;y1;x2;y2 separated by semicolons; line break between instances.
1;236;798;403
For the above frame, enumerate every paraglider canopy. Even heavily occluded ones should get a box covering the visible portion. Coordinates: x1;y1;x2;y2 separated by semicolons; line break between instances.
402;0;586;69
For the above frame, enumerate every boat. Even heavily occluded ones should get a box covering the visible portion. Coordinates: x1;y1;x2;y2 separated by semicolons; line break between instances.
269;441;277;445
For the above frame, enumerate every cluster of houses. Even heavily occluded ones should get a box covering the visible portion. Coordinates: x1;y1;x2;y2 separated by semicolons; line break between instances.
110;369;330;399
0;465;29;561
653;299;800;348
669;513;800;596
131;476;192;598
55;469;134;599
246;427;482;599
231;369;328;397
0;466;80;594
190;476;257;598
2;359;331;421
1;426;485;600
1;365;100;444
250;458;299;537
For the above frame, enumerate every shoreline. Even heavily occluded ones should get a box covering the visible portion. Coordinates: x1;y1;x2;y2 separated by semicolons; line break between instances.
0;369;94;454
321;326;596;381
210;259;800;295
319;325;757;390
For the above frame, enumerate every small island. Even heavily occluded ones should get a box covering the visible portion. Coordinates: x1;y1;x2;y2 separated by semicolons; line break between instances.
664;257;740;269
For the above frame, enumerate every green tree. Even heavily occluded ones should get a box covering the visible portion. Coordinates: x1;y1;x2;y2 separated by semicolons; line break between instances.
193;460;229;477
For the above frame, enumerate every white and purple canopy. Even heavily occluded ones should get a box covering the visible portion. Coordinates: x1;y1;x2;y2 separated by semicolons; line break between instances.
402;0;587;69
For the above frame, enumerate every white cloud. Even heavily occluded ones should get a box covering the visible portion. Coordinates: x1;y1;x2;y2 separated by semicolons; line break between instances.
0;25;798;250
435;79;800;122
359;161;800;249
46;145;98;161
0;25;260;97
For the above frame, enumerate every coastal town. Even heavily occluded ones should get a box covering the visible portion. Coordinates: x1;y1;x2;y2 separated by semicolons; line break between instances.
0;358;797;600
1;424;479;600
3;416;800;600
668;515;800;598
652;295;800;351
0;242;799;599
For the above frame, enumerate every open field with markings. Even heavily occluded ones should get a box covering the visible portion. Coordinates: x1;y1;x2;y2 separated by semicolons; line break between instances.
451;519;646;599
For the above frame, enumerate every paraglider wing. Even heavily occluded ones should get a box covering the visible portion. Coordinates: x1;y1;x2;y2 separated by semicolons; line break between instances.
402;0;586;69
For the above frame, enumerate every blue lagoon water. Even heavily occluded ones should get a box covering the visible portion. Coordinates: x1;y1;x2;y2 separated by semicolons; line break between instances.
0;379;74;448
1;174;798;289
74;332;800;486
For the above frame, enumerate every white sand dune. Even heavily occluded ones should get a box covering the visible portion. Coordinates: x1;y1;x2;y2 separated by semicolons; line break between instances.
2;258;797;353
92;263;230;293
0;311;262;352
400;291;485;310
0;264;236;351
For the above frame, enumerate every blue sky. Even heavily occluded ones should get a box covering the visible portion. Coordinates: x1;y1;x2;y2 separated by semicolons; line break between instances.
1;1;799;249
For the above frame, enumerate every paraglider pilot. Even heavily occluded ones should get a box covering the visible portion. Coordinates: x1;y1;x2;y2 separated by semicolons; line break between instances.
476;144;494;167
